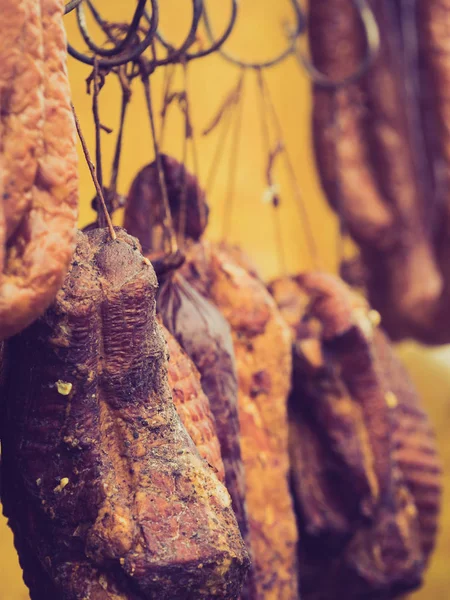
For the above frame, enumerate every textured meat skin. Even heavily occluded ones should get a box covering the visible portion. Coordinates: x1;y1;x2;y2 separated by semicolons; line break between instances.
0;0;79;340
1;228;249;600
181;241;299;600
310;0;442;339
373;328;442;561
271;273;438;598
156;273;254;598
124;160;252;596
162;322;225;481
123;155;208;253
0;0;44;239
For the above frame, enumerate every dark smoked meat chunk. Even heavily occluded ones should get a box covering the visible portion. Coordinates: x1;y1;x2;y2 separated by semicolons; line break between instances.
1;228;249;600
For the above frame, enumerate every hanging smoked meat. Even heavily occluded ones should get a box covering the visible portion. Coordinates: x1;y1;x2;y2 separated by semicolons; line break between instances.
372;327;442;561
270;273;441;598
124;157;298;599
309;0;442;341
162;322;225;482
124;157;255;599
1;228;250;600
181;241;299;600
0;0;78;340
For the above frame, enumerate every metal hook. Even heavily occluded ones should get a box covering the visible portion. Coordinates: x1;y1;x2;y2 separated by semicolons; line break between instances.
146;0;204;65
76;0;147;57
203;0;305;69
67;0;159;68
185;0;238;61
297;0;380;89
149;0;237;64
64;0;82;15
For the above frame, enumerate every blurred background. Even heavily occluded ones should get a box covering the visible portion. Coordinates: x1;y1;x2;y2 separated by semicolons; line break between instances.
1;1;449;598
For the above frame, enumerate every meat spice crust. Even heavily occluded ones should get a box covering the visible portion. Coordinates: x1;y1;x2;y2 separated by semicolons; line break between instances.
181;241;299;600
1;228;249;600
270;273;441;599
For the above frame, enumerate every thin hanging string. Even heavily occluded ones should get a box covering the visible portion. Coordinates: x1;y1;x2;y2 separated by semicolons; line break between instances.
91;57;107;227
221;69;247;241
142;49;178;255
159;63;176;149
109;67;131;199
177;61;190;246
183;60;200;185
255;68;287;275
203;76;241;197
257;69;321;271
72;104;116;240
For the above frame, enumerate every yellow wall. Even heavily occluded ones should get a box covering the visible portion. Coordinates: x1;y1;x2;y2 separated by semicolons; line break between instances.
1;1;449;597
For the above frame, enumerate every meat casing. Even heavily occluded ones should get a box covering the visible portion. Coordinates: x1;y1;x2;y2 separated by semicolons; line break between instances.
310;0;441;338
1;228;249;600
271;272;439;598
181;240;299;600
0;0;78;340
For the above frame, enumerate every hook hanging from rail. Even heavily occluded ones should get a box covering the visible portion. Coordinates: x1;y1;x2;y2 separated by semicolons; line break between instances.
202;0;305;69
151;0;238;63
64;0;237;70
65;0;159;68
294;0;380;88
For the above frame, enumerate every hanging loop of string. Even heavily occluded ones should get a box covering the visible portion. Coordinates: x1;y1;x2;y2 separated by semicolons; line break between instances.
107;67;132;210
219;71;247;241
140;52;178;256
202;72;245;198
255;68;287;275
257;69;321;270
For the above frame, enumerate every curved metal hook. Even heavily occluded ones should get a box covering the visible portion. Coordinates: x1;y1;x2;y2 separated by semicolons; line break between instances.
146;0;204;67
298;0;380;89
203;0;305;69
76;0;147;57
67;0;159;68
64;0;82;15
185;0;238;61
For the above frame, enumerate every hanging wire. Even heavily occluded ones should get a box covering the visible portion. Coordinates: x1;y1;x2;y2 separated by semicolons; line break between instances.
221;71;247;240
140;52;178;255
67;0;159;68
108;67;132;200
72;104;117;240
202;73;244;197
65;0;238;70
258;70;321;269
255;69;287;275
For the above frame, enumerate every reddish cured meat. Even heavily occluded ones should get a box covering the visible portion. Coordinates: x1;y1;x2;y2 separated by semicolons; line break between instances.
162;322;225;481
124;159;253;596
1;228;249;600
0;0;78;340
373;328;442;561
310;0;442;340
271;272;439;598
181;241;299;600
